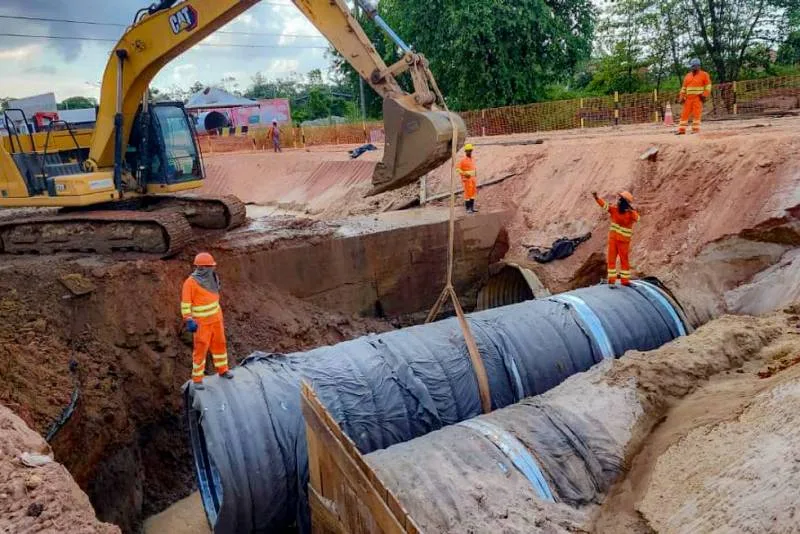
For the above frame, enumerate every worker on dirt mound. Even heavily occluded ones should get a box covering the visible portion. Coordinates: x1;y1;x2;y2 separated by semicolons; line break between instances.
457;143;478;213
677;58;712;135
181;252;234;389
592;191;640;287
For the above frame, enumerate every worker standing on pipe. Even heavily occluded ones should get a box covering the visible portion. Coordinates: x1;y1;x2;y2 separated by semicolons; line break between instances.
457;143;478;213
676;58;712;135
181;252;234;389
592;191;639;287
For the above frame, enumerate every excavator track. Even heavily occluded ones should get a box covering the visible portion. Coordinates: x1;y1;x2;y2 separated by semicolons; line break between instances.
144;194;248;230
0;210;192;257
62;194;248;231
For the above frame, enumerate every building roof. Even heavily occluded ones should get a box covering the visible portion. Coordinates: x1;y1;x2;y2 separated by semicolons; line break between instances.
185;87;257;109
59;108;96;124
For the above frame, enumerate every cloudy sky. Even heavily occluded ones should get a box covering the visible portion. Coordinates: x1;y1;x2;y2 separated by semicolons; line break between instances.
0;0;333;101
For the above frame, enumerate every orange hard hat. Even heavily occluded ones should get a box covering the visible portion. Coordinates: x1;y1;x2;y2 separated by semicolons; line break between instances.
194;252;216;267
619;191;634;203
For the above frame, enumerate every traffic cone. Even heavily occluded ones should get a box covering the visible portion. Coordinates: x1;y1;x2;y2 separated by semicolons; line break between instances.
664;103;674;126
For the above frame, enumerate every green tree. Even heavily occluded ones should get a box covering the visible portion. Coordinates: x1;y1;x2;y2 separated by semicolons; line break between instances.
369;0;595;110
57;96;98;110
685;0;792;81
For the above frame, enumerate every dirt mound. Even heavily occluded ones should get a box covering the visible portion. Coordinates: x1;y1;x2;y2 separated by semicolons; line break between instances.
339;117;800;322
199;147;408;216
0;403;119;534
0;254;389;533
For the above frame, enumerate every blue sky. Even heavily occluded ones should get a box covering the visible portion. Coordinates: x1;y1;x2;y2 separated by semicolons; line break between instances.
0;0;332;101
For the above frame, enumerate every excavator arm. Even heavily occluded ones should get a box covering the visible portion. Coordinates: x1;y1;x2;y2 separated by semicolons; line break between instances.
88;0;465;195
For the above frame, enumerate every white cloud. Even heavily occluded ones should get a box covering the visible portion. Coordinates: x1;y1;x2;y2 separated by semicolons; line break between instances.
0;0;330;99
0;44;43;61
173;63;198;84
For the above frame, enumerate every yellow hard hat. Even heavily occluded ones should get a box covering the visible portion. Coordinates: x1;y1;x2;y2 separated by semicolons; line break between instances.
464;143;474;151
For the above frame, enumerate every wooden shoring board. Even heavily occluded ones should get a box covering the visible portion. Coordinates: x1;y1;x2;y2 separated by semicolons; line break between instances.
301;381;422;534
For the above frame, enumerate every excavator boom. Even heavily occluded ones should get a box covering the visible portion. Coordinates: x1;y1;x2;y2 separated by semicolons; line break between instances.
89;0;464;193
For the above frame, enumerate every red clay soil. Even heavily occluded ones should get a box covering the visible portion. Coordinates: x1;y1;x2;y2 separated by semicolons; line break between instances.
0;404;119;534
0;253;390;533
203;117;800;323
381;117;800;323
198;147;413;217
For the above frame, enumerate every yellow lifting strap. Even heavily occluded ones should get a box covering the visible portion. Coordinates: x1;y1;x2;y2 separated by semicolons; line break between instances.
424;71;492;415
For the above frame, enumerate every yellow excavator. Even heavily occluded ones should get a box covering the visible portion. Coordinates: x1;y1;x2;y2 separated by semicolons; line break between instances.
0;0;465;255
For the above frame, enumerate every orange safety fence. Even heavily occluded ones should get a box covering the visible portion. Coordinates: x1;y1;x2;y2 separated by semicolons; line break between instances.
198;74;800;153
198;121;385;153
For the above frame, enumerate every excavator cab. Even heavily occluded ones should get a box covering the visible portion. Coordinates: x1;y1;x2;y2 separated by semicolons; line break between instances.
126;101;203;190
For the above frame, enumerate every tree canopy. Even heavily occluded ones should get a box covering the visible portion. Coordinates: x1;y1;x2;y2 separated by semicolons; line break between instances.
335;0;596;111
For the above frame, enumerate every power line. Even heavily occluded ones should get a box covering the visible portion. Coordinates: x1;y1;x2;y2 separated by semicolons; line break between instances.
0;12;324;39
0;32;329;49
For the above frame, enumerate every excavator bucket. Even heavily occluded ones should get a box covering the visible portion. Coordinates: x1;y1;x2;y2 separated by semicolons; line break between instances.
368;96;466;196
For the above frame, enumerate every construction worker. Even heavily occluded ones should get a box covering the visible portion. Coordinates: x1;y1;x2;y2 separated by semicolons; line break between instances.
677;58;712;135
181;252;233;389
457;143;478;213
592;191;640;287
268;120;282;153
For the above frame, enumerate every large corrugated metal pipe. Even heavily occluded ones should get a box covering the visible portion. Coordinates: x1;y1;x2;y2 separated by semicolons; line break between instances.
184;282;688;533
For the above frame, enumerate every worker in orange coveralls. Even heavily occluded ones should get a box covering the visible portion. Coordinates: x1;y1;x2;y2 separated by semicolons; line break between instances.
181;252;234;389
592;191;640;287
677;58;712;135
457;143;478;213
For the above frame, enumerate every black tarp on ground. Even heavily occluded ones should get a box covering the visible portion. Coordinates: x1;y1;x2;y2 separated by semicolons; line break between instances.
185;282;686;533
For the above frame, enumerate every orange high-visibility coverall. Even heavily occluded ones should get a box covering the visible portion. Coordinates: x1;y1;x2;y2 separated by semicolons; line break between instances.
457;156;477;200
181;277;229;383
678;70;712;133
596;197;640;285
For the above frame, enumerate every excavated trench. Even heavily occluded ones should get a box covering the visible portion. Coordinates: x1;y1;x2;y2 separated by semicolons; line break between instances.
0;209;512;534
6;121;800;533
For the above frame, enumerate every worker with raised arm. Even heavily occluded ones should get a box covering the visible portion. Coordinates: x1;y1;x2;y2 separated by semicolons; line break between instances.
457;143;478;213
181;252;234;389
592;191;640;287
677;58;712;135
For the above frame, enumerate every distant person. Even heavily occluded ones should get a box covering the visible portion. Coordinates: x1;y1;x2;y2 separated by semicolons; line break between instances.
457;143;478;213
268;120;282;152
677;58;712;135
181;252;234;389
592;191;640;287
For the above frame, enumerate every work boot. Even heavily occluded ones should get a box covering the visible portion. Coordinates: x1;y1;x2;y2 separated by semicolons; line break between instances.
675;130;686;135
221;370;234;379
193;382;205;391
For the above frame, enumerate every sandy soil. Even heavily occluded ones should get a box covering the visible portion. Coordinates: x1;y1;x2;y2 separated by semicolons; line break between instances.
595;330;800;533
142;492;209;534
360;310;800;534
0;404;119;534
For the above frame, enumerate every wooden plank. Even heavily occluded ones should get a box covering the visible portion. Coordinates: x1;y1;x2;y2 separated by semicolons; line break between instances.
301;383;406;534
306;421;323;491
309;485;345;534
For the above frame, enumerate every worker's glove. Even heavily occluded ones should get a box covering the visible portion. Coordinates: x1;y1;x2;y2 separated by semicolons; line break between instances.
185;318;198;333
591;191;598;199
700;95;707;103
